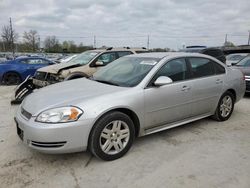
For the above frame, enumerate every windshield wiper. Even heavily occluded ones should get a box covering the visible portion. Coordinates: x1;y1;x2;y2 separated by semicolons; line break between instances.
94;79;120;86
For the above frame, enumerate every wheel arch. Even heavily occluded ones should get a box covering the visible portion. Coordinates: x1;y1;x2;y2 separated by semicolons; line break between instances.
226;88;236;102
90;107;141;138
64;72;89;81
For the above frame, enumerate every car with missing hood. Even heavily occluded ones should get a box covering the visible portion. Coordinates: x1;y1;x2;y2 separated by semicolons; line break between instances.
11;47;148;104
15;52;245;161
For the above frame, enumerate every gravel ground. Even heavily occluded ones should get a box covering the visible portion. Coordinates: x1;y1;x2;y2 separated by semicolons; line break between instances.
0;86;250;188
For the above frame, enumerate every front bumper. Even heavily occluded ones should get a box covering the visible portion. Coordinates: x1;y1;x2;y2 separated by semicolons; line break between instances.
15;106;94;154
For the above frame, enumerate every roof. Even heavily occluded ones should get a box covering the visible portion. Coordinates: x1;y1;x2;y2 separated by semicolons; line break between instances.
88;48;148;53
128;52;211;59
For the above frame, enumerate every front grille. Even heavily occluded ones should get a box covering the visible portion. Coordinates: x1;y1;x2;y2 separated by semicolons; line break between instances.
21;107;32;120
31;141;66;148
46;73;59;83
34;71;47;81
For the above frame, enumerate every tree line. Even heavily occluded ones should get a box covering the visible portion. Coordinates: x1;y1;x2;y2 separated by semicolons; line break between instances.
0;25;93;53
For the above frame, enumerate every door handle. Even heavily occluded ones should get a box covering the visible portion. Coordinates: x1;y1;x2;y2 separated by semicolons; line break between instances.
216;79;223;84
181;85;191;91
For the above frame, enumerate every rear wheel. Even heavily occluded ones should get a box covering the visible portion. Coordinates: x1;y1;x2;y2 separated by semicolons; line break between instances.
212;91;234;121
2;72;21;85
89;111;135;161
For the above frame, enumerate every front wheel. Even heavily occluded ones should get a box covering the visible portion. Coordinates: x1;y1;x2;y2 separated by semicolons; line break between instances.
89;111;135;161
212;91;235;121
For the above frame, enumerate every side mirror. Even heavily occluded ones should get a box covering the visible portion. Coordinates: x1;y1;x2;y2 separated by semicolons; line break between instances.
95;61;104;66
154;76;173;86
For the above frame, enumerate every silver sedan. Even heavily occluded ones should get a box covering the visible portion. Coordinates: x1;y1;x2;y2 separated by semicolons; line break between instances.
15;52;246;160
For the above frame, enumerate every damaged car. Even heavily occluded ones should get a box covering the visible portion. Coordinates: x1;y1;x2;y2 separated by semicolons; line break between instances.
11;47;148;104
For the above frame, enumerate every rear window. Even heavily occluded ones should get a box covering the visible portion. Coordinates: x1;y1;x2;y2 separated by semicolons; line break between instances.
135;51;149;54
117;51;133;58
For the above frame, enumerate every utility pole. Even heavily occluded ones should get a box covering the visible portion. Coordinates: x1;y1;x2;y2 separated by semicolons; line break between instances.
224;34;228;45
248;31;250;46
147;35;150;49
38;36;41;53
94;35;96;48
9;17;15;58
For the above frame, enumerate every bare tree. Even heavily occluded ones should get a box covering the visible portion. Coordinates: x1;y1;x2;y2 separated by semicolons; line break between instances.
224;41;235;47
23;30;39;52
44;36;60;52
1;25;18;51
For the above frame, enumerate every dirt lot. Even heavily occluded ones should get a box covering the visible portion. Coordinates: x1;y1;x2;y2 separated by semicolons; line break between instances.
0;86;250;188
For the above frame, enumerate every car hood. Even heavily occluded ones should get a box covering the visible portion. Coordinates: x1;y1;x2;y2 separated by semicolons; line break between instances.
22;78;127;115
37;62;83;74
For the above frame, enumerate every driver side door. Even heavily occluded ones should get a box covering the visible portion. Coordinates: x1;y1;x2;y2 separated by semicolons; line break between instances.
144;58;193;130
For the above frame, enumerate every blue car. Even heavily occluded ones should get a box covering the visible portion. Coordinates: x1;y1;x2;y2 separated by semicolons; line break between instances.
0;57;54;85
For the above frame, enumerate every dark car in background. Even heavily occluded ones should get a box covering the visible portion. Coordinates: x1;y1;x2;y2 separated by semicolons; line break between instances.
181;46;226;64
0;57;54;85
233;55;250;93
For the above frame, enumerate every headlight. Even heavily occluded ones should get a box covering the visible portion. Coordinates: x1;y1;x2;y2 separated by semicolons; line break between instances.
36;107;83;123
60;70;70;77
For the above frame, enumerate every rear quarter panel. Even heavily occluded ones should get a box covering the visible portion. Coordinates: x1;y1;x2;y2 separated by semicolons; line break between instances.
223;67;245;102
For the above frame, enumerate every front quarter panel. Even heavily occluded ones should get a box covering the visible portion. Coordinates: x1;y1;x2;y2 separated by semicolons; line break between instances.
77;88;145;136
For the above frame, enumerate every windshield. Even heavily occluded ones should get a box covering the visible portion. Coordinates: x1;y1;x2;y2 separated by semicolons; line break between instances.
93;57;160;87
67;51;99;65
236;56;250;67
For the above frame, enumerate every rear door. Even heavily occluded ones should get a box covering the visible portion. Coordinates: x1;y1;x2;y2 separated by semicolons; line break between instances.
144;58;193;129
187;57;225;116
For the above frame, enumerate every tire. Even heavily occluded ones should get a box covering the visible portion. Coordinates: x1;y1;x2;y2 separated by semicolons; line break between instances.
212;91;235;121
2;72;21;85
89;111;135;161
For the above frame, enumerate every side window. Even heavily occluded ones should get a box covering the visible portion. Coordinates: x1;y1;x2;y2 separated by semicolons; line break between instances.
20;59;28;64
188;57;215;78
40;59;50;64
213;61;225;74
25;59;38;64
97;52;117;65
153;58;188;83
117;51;133;58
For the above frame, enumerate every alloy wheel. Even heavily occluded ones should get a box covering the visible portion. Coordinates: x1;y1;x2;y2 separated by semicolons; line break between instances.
99;120;130;155
219;95;233;118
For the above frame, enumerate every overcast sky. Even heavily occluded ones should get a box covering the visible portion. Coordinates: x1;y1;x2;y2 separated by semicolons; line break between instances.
0;0;250;49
